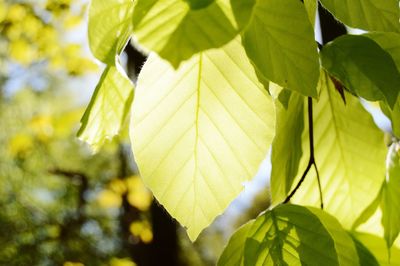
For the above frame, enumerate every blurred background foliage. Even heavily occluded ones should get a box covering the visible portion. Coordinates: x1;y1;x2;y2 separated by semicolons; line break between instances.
0;1;270;265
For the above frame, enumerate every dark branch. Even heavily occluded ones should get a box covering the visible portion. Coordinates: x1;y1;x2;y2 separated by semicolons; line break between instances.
283;97;324;209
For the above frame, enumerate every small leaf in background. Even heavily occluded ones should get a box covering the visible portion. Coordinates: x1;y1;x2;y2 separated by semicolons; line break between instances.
244;205;359;265
319;0;400;32
381;142;400;248
130;37;275;240
88;0;134;64
242;0;319;97
271;90;305;205
291;71;387;228
321;35;400;108
78;64;134;152
131;0;256;67
218;220;254;266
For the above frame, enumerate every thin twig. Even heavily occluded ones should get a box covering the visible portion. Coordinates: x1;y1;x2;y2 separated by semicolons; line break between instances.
283;97;324;209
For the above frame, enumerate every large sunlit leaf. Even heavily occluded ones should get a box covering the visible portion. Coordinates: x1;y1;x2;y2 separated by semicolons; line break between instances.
319;0;400;32
271;90;305;205
291;71;387;228
381;142;400;248
88;0;134;64
242;0;319;97
130;38;276;240
131;0;255;67
353;233;400;266
218;220;254;266
321;35;400;108
244;204;359;265
78;64;134;151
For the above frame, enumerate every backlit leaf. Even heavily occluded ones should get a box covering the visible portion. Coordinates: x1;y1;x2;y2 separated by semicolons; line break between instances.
242;0;319;97
319;0;400;32
88;0;134;64
244;204;359;265
271;91;305;205
321;35;400;108
78;64;134;151
381;142;400;248
291;71;387;228
218;220;254;266
130;38;275;240
131;0;255;67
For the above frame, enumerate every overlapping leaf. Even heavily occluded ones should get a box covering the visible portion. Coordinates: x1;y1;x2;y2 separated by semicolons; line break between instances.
78;64;134;151
321;35;400;108
218;221;254;266
243;205;359;265
131;0;255;67
291;71;387;228
351;235;379;266
304;0;317;26
381;143;400;248
242;0;319;97
353;233;400;265
271;91;305;205
366;32;400;137
88;0;134;64
319;0;400;32
130;38;275;240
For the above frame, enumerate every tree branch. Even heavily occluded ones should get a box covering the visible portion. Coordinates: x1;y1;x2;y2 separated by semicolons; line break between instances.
283;97;324;209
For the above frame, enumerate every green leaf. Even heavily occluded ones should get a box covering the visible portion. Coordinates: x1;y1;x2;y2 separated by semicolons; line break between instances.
353;233;400;266
321;35;400;108
131;0;255;67
271;91;305;205
319;0;400;32
291;71;387;228
88;0;134;64
218;220;254;266
304;0;317;26
381;142;400;248
350;234;379;266
365;32;400;137
244;204;359;265
130;38;276;240
242;0;319;98
78;64;134;151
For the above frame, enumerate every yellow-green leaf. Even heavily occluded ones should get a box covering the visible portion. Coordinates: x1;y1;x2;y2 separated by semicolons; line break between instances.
244;205;359;265
88;0;134;64
271;90;305;205
78;64;134;151
131;0;255;67
291;71;387;228
242;0;320;97
319;0;400;32
130;38;275;240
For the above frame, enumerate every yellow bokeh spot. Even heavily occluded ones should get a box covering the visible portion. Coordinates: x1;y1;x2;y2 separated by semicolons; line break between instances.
109;179;127;195
6;4;27;22
129;221;153;243
109;257;136;266
29;115;54;141
126;176;153;211
97;189;122;208
8;133;34;157
63;262;84;266
9;39;37;65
